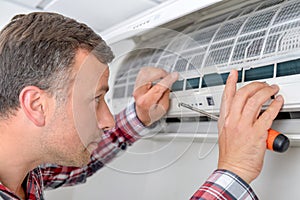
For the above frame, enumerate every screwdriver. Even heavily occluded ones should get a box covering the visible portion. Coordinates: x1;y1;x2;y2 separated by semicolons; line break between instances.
179;102;290;153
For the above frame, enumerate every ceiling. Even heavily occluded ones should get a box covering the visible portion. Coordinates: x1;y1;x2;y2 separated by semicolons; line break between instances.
3;0;169;32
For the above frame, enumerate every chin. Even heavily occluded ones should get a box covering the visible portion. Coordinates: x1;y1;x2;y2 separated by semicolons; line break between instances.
77;156;91;167
58;151;91;167
73;154;91;167
78;151;92;166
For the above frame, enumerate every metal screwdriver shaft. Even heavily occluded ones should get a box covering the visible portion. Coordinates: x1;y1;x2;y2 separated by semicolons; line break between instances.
178;102;290;153
179;102;219;121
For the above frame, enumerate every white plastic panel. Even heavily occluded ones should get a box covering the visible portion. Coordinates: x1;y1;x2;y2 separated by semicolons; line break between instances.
109;0;300;116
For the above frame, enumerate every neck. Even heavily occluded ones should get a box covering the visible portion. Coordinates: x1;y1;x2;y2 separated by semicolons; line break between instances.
0;119;42;199
0;156;31;199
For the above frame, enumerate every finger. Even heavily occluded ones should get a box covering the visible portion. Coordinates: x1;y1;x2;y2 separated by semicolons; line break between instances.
135;67;168;90
254;95;284;132
140;72;178;107
133;81;152;98
156;72;179;90
219;70;238;120
148;90;171;123
241;85;279;125
228;81;269;125
156;90;171;113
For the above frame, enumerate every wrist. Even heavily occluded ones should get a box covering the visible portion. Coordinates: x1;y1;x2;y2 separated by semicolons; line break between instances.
218;161;254;184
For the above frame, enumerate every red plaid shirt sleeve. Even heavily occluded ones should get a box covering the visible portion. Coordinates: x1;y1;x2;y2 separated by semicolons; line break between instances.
0;103;259;200
190;169;258;200
41;103;146;189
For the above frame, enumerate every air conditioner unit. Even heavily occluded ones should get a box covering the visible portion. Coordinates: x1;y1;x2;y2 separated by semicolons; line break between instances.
104;0;300;146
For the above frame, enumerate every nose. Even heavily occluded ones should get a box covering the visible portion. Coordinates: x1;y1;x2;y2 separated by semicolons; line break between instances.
97;101;115;131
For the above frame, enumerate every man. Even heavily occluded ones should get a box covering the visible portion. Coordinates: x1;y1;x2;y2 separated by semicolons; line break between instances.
0;12;283;199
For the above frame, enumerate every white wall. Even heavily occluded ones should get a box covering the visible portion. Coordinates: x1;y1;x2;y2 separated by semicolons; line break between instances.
45;139;300;200
69;140;219;200
0;1;36;29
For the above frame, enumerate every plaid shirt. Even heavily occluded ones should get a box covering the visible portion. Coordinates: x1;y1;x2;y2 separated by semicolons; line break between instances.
0;103;258;200
191;169;258;200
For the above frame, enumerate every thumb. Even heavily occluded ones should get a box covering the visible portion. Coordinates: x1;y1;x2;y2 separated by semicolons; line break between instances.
156;72;179;90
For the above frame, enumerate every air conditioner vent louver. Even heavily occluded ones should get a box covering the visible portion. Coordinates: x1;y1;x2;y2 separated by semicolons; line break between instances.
110;0;300;117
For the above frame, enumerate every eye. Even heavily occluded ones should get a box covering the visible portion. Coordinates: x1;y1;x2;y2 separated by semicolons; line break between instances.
95;95;102;103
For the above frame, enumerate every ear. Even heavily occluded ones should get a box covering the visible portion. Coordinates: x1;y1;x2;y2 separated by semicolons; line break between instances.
19;86;48;127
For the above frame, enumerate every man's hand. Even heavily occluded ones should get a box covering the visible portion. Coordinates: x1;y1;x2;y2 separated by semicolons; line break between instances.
133;67;178;126
217;70;284;184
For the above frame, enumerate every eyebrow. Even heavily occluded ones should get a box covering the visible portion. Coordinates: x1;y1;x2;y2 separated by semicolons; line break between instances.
96;85;109;94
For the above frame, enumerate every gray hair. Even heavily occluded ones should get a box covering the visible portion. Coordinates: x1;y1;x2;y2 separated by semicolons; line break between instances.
0;12;114;118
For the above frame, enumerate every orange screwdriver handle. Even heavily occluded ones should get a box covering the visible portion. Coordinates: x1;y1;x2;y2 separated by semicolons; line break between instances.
178;103;290;153
267;129;290;153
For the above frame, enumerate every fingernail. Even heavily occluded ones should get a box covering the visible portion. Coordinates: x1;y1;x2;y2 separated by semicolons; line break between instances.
271;84;279;89
276;95;283;101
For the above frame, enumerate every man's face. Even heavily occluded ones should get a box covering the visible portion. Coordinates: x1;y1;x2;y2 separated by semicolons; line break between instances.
43;49;115;167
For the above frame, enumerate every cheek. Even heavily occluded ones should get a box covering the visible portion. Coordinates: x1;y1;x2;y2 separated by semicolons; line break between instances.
52;106;87;150
58;114;84;148
43;104;94;166
72;100;100;147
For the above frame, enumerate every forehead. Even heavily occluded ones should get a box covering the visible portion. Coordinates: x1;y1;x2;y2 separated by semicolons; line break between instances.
74;49;109;74
73;49;109;95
